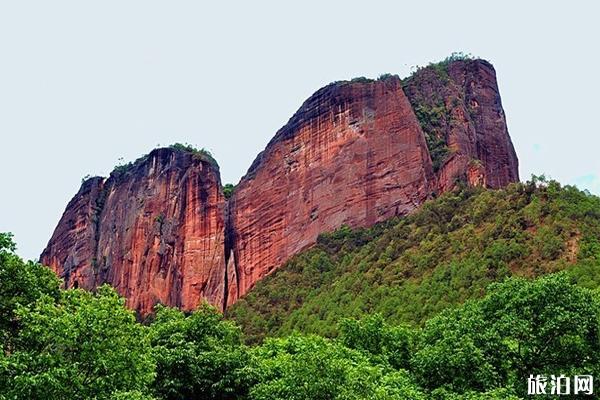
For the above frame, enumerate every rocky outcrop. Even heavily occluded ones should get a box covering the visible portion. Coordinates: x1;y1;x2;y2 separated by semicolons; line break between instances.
225;76;434;304
41;57;520;314
40;177;105;291
402;59;519;192
41;148;225;315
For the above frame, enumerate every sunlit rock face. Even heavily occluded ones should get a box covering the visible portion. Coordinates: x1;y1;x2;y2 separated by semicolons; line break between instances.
42;148;226;315
226;76;434;304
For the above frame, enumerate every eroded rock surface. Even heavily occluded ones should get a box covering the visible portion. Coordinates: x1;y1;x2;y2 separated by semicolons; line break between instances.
402;59;519;192
226;77;434;304
42;148;225;315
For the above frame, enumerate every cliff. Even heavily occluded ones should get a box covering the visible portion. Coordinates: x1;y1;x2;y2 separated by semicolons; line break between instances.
41;148;225;315
41;57;520;314
402;59;519;191
225;76;434;305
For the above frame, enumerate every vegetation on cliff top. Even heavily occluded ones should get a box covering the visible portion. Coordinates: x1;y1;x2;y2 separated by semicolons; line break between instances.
228;177;600;342
110;143;218;176
2;229;599;399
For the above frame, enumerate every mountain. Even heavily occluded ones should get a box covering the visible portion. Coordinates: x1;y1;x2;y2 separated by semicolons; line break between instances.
41;56;519;315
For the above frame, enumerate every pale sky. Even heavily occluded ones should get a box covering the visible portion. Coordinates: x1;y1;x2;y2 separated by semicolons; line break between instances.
1;1;598;261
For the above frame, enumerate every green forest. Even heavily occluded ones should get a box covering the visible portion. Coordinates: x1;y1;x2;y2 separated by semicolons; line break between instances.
2;178;600;399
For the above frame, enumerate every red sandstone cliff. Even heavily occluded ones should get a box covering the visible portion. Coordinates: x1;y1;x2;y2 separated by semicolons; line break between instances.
402;59;519;192
225;76;434;305
41;148;225;315
41;58;520;314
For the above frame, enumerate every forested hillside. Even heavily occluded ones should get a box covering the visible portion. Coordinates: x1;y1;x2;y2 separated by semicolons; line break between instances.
229;177;600;342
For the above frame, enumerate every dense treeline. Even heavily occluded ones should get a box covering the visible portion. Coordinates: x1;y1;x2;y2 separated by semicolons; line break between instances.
229;177;600;342
1;230;600;398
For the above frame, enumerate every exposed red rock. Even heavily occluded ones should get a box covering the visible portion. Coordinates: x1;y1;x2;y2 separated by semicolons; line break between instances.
402;59;519;192
42;148;226;315
226;77;434;304
41;58;520;314
40;177;105;291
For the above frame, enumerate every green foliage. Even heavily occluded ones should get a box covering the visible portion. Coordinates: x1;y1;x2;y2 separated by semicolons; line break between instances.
2;230;599;399
378;73;397;81
401;52;475;172
440;52;474;65
0;232;60;348
339;313;414;370
229;180;600;341
223;183;236;199
413;273;600;397
249;334;425;400
3;176;600;398
349;76;373;83
412;302;504;392
110;391;158;400
169;142;219;167
246;274;599;398
0;285;154;399
111;154;149;176
412;102;451;171
149;304;254;400
111;144;219;177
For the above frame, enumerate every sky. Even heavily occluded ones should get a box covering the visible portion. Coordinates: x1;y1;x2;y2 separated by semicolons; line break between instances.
1;1;599;261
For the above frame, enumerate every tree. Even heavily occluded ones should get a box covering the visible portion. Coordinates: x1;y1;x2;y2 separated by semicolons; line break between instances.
0;285;154;399
412;302;508;393
149;304;253;400
339;313;415;370
412;273;600;396
480;273;600;390
250;334;425;400
223;183;236;199
0;232;60;348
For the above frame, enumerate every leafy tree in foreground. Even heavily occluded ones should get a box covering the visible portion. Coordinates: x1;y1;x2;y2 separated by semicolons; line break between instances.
149;304;254;400
480;273;600;394
0;285;155;400
249;334;425;400
339;313;414;370
412;273;600;397
3;228;600;399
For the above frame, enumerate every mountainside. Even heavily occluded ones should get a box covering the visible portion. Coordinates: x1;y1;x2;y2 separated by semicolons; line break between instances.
41;56;519;314
228;179;600;342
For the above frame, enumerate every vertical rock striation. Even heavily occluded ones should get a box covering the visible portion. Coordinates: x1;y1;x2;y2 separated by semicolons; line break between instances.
41;148;225;315
41;58;520;314
226;76;434;304
40;177;105;291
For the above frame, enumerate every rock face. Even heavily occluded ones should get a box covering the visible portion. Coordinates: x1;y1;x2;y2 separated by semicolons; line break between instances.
40;176;106;291
41;148;225;315
402;59;519;192
225;77;434;304
41;58;519;314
